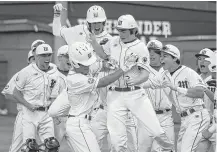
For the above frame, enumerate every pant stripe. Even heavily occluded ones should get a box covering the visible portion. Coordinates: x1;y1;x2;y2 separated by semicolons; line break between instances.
190;111;203;152
78;120;91;152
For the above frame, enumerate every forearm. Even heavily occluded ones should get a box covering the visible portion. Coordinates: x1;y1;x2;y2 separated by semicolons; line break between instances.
91;41;109;60
52;15;62;36
204;88;215;102
13;88;31;107
174;86;204;98
4;94;17;102
97;69;124;88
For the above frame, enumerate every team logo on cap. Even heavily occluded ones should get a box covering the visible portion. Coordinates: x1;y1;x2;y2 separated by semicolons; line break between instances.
44;47;48;51
118;20;122;25
93;12;98;17
88;53;92;59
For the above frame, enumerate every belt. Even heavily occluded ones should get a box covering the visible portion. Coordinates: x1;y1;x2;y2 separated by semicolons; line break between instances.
94;105;104;110
180;105;205;117
109;86;141;92
68;114;92;120
155;109;171;114
35;106;50;111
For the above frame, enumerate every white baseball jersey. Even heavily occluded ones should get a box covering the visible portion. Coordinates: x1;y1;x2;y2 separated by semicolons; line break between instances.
164;65;206;113
145;67;172;110
60;24;112;74
103;37;150;87
2;72;23;111
67;71;100;116
15;63;59;107
204;78;216;113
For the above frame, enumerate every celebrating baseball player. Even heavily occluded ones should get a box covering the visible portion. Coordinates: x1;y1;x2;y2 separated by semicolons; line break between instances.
196;51;216;152
12;43;60;152
160;44;211;152
138;40;175;152
52;3;138;151
61;42;135;152
89;14;173;152
2;39;44;152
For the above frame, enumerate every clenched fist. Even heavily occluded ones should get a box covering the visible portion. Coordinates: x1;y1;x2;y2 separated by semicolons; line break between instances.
53;3;67;14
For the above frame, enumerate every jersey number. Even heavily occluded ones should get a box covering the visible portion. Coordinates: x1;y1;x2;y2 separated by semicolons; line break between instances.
178;81;189;88
50;79;56;89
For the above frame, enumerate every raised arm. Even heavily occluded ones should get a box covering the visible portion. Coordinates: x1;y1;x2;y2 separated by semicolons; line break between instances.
52;3;67;36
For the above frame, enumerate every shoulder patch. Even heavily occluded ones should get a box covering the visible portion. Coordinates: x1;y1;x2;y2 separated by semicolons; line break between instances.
88;78;94;84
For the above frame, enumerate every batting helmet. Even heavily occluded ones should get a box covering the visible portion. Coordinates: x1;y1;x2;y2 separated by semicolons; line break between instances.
86;5;107;23
206;51;217;72
195;48;214;58
68;42;96;68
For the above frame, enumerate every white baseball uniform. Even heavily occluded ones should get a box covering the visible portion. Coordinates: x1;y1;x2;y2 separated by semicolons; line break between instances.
138;67;175;152
2;72;24;152
197;78;216;152
60;24;138;151
51;69;69;144
60;24;112;74
103;37;173;152
15;63;59;143
90;71;138;152
163;65;211;152
65;70;101;152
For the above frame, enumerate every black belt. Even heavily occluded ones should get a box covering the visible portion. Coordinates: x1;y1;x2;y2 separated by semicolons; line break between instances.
109;86;141;92
180;105;205;117
94;105;104;110
68;114;92;120
155;109;171;114
35;106;49;111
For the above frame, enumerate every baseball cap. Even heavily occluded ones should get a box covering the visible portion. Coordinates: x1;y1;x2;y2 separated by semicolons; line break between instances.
57;45;69;57
116;14;138;29
147;40;163;50
35;44;53;55
162;44;180;59
31;40;45;50
195;48;213;58
28;50;34;60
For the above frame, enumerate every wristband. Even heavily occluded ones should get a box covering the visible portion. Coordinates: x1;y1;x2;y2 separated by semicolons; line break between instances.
176;87;188;95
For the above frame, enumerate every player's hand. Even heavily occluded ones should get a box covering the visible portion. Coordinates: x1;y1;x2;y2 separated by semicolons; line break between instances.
53;3;67;13
26;104;39;112
104;58;119;70
202;129;213;139
86;30;97;45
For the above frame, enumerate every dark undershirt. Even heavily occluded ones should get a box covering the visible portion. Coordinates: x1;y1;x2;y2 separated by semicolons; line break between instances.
170;65;182;76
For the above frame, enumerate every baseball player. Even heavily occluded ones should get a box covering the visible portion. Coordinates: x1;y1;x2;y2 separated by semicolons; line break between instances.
196;51;216;152
52;4;112;75
53;4;138;151
50;45;71;144
137;40;175;152
13;44;60;152
60;42;135;152
2;50;34;152
195;48;215;114
2;40;45;152
89;14;173;152
160;44;211;152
